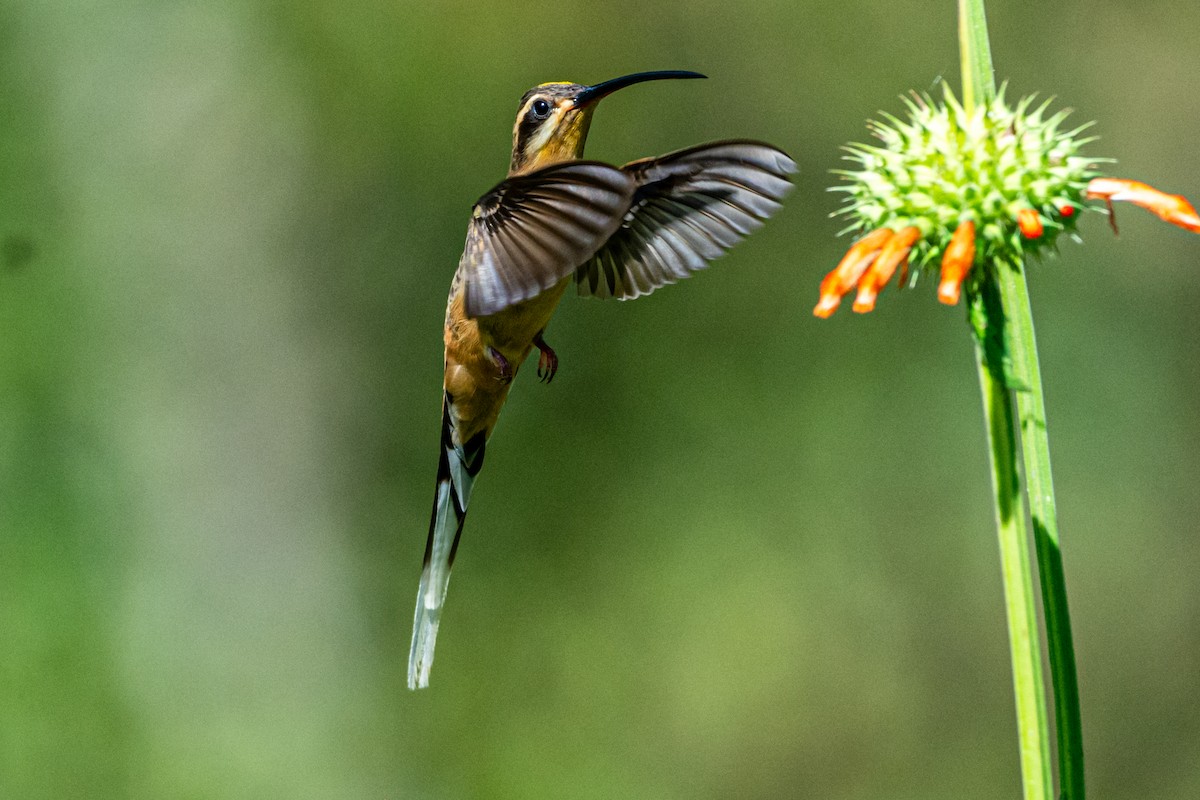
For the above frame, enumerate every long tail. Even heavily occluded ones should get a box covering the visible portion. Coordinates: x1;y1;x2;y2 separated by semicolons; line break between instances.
408;396;486;689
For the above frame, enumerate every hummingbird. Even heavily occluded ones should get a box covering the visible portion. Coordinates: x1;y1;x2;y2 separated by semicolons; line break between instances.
410;70;795;689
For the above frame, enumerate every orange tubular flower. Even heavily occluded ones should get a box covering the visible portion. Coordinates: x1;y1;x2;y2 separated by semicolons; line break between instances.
813;228;894;318
938;220;976;305
1086;178;1200;233
853;226;922;313
1017;208;1044;239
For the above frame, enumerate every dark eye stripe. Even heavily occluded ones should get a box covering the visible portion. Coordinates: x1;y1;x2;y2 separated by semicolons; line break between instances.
516;115;541;153
514;97;554;164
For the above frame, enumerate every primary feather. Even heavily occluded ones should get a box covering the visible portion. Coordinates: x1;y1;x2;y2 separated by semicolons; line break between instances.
575;140;796;299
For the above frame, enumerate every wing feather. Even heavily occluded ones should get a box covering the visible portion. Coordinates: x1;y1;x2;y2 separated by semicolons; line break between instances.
575;140;796;300
461;162;634;317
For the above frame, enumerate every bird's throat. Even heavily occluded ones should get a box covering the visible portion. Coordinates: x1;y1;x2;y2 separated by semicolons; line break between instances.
510;110;594;176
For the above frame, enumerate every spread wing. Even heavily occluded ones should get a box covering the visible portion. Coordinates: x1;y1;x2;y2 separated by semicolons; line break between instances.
574;140;796;300
460;162;635;318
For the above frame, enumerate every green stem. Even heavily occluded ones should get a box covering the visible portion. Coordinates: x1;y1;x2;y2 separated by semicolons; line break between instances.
975;336;1053;800
958;0;996;108
997;263;1086;800
959;3;1083;799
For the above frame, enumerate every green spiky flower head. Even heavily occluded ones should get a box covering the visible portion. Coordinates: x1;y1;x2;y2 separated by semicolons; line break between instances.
835;85;1102;272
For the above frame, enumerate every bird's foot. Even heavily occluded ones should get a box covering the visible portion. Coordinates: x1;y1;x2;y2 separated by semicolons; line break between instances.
533;331;558;383
486;346;513;384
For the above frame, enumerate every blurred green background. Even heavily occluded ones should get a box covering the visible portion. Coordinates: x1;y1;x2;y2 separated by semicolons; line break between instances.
2;1;1198;797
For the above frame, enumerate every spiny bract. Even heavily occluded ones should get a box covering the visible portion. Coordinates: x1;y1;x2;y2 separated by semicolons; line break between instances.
832;84;1105;278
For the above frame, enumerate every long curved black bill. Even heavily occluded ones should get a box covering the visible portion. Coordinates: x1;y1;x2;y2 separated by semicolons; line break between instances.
574;70;706;107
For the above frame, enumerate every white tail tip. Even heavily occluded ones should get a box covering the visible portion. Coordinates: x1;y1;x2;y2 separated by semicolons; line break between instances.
407;594;441;690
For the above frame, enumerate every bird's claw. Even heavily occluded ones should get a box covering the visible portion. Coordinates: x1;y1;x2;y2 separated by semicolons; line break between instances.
533;332;558;384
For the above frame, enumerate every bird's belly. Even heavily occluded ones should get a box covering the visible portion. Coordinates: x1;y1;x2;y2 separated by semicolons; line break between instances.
441;278;571;446
475;278;570;362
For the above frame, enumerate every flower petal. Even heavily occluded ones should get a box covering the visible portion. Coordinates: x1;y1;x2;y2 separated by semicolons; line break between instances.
1086;178;1200;233
1017;208;1044;239
814;228;894;318
938;220;975;305
853;226;921;313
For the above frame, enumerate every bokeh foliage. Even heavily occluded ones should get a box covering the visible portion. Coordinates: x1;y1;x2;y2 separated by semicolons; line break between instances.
2;1;1198;798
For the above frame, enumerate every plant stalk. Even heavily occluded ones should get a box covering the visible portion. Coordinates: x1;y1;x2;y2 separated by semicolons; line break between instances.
959;2;1084;799
996;262;1086;800
958;0;995;112
975;337;1053;800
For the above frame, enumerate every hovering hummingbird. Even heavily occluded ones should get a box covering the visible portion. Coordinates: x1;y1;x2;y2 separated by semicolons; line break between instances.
410;70;795;689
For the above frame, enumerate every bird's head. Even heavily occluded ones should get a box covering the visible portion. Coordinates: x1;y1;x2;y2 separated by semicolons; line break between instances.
508;70;705;176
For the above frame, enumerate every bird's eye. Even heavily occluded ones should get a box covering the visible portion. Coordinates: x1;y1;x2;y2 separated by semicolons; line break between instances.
530;99;552;118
